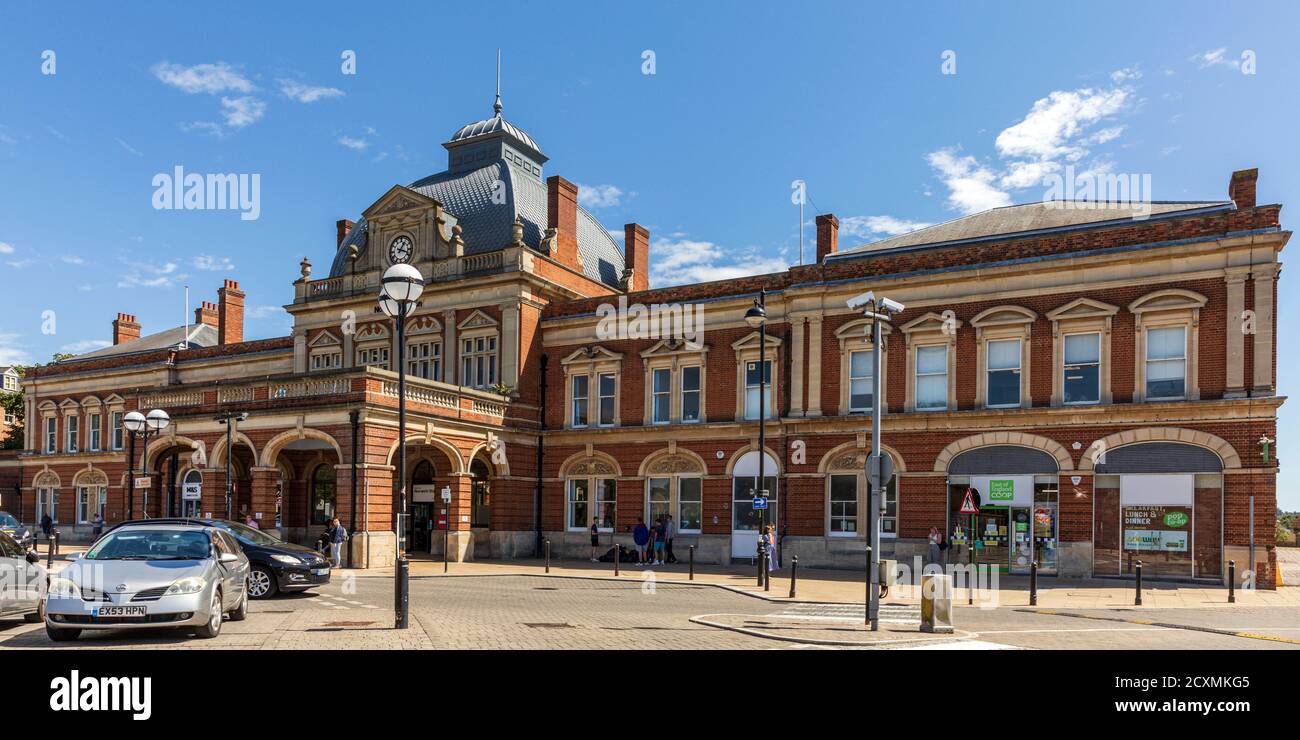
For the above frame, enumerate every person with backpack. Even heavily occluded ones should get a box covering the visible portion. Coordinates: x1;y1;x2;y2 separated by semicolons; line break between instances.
632;517;649;565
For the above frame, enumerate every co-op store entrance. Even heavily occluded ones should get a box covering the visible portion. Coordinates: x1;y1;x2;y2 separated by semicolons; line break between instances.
947;474;1060;575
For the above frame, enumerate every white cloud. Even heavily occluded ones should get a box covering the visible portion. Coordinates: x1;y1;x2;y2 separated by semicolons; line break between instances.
1110;67;1142;84
0;332;33;366
994;88;1129;162
278;79;344;103
59;255;84;265
0;242;13;254
1192;48;1239;70
194;254;234;271
926;148;1013;214
648;236;787;287
152;62;255;95
118;261;186;289
839;215;933;240
6;259;33;269
116;138;143;156
181;121;225;138
220;96;265;128
577;183;624;209
338;136;369;151
60;339;111;354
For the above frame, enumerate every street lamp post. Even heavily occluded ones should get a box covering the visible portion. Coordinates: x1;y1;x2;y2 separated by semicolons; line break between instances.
216;411;248;520
846;291;904;631
379;263;425;631
744;289;769;584
123;409;170;520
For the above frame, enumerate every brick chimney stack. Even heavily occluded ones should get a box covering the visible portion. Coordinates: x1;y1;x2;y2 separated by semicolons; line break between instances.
336;219;355;247
816;213;840;263
217;279;245;346
194;301;219;328
623;224;649;292
1229;168;1258;209
112;313;141;345
546;175;581;270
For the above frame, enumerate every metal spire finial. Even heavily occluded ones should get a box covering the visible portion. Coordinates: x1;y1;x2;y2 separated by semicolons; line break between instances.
493;49;502;116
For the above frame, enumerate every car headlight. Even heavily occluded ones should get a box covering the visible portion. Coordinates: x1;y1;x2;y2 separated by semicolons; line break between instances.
165;577;207;595
48;577;81;599
270;554;302;565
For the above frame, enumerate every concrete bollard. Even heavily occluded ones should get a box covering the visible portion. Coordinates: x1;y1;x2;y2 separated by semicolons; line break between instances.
921;573;954;634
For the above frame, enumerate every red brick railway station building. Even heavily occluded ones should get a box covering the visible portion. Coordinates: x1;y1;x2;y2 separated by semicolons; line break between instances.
0;99;1285;586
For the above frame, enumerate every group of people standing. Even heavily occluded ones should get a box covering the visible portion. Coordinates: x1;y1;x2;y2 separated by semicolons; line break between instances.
628;516;678;565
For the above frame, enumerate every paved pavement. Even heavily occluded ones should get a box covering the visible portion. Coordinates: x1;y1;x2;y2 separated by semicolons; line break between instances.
2;567;1297;650
1277;547;1300;586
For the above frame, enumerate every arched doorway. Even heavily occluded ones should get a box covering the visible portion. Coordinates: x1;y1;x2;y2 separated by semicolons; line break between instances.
309;463;337;530
946;445;1060;575
409;459;436;553
729;450;779;559
180;470;203;518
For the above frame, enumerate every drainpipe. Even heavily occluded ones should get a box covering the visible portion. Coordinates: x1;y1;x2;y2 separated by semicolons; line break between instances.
349;409;359;568
535;354;547;557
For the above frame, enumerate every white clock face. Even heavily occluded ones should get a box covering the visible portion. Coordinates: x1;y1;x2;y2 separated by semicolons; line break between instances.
389;235;414;264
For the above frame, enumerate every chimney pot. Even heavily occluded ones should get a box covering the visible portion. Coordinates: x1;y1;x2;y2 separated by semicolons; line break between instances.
112;313;141;345
217;280;245;346
816;214;840;263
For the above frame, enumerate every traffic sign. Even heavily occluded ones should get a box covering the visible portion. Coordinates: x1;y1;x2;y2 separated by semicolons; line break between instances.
867;453;895;487
752;497;768;510
181;483;202;501
959;488;980;515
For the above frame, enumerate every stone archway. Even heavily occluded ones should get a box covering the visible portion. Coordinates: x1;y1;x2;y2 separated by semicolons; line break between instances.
932;432;1075;473
1078;427;1240;471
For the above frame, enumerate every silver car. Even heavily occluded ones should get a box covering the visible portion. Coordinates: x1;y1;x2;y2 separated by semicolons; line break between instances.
44;523;250;641
0;530;44;622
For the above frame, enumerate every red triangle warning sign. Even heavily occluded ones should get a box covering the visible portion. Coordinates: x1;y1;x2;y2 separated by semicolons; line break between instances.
959;488;979;515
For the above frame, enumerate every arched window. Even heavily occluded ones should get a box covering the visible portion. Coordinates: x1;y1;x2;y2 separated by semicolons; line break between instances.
310;464;336;526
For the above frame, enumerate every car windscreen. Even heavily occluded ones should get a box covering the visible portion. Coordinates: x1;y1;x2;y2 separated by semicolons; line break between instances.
215;520;282;546
0;512;18;528
86;529;211;561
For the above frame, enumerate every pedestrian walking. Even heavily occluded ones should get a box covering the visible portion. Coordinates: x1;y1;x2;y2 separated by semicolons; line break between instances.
327;516;347;568
589;521;600;562
665;514;678;564
928;526;942;566
40;512;52;540
91;512;104;540
633;517;649;565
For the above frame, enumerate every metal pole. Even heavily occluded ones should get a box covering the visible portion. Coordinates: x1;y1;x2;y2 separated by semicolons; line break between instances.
789;555;798;598
443;525;448;573
1029;559;1038;606
126;432;136;520
1248;495;1256;583
756;289;767;590
224;418;233;520
864;545;872;625
688;545;695;580
395;302;410;629
968;512;975;605
1228;560;1236;603
614;538;620;576
1135;560;1143;606
763;548;770;591
867;306;882;631
545;539;550;573
348;409;359;569
141;430;151;518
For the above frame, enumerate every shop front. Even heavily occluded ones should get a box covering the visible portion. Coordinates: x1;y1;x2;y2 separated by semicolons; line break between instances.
946;446;1060;575
1092;442;1223;580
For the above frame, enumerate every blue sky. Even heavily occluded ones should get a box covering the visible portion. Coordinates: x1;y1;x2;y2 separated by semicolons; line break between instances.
2;1;1298;507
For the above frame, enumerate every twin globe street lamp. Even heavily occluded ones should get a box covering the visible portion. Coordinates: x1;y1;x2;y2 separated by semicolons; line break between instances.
124;408;170;520
379;263;425;630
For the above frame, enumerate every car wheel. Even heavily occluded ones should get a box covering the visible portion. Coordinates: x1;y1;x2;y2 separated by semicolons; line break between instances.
229;582;248;622
247;566;278;599
46;623;79;641
24;600;45;623
194;589;223;639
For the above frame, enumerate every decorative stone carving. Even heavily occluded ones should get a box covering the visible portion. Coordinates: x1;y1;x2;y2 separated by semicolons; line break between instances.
33;470;59;487
567;460;616;476
75;468;108;486
646;455;703;475
829;452;867;472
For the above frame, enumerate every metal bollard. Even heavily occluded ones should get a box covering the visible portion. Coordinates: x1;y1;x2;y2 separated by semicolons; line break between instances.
443;528;449;573
53;530;59;557
395;557;409;629
614;540;619;577
688;545;695;581
545;539;550;574
1030;560;1038;606
1134;560;1143;606
763;549;770;591
1228;560;1236;603
756;539;764;587
864;545;872;626
789;556;798;598
45;534;54;570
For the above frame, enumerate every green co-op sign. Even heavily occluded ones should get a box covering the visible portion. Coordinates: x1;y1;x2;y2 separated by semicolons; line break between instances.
988;479;1015;501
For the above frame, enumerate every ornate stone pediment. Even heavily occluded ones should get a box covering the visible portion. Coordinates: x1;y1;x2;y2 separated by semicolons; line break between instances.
566;460;616;476
828;451;868;472
645;454;704;475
